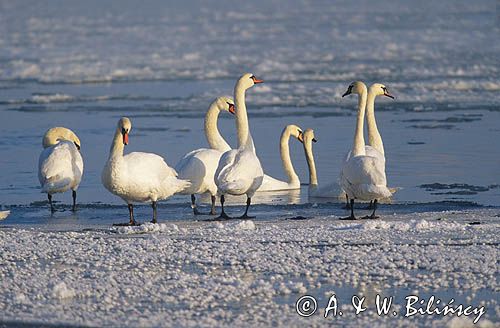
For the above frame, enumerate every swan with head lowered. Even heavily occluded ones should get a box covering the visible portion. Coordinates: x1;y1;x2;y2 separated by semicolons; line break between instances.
257;124;305;191
214;73;264;220
301;128;343;198
38;127;83;212
342;82;396;208
340;81;392;220
175;96;235;215
102;117;190;225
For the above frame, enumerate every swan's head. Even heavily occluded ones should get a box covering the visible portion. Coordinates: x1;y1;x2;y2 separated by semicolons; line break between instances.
303;128;318;145
369;83;395;99
42;127;81;150
342;81;367;97
117;117;132;145
284;124;305;144
215;96;235;115
236;73;264;91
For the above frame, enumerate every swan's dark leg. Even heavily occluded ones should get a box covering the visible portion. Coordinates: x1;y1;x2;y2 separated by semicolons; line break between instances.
72;190;77;212
191;194;202;215
151;201;158;224
209;195;217;215
340;199;357;220
365;200;374;210
208;195;232;221
362;199;379;219
343;194;351;209
238;197;256;220
48;194;55;213
113;204;139;226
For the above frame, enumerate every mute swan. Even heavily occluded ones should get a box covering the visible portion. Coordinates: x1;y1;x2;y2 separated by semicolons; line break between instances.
343;82;395;207
175;96;235;215
257;124;304;191
340;81;391;220
102;117;190;225
38;127;83;212
215;73;264;220
301;129;342;198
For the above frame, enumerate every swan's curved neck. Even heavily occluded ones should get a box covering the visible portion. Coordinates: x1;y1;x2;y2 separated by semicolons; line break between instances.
205;103;231;152
366;91;385;155
280;128;299;185
109;129;124;159
352;89;368;157
304;140;318;186
234;82;250;149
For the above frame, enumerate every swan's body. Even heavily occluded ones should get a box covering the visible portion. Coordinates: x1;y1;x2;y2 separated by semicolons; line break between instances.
340;82;392;220
0;210;10;220
257;124;304;192
301;129;342;198
38;127;83;212
102;117;190;225
175;97;234;215
215;73;264;219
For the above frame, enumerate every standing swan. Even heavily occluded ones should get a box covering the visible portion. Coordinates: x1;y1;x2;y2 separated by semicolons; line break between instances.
342;82;395;207
257;124;304;191
38;127;83;212
215;73;264;220
301;128;342;198
175;97;235;215
340;82;391;220
102;117;190;225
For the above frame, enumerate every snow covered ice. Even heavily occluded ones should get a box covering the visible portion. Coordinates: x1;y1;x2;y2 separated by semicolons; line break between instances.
1;209;498;327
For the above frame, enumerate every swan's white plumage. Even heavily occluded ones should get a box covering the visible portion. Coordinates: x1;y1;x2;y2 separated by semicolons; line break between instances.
215;73;264;200
102;117;190;205
175;97;234;199
215;146;263;197
0;210;10;220
257;124;303;192
38;128;83;195
340;81;392;202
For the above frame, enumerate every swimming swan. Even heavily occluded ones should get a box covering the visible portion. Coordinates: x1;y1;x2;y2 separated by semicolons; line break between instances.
102;117;190;225
38;127;83;212
257;124;304;191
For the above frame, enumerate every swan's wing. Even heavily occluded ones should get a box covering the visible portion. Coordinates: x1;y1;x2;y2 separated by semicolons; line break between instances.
175;148;222;195
124;152;190;197
258;174;291;192
38;141;80;193
344;146;384;164
341;155;391;199
216;148;263;195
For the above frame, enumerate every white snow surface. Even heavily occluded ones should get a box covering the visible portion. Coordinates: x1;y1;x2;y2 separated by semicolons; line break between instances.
1;209;499;327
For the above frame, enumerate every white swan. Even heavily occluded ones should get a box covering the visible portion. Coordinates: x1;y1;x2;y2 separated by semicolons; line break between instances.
257;124;304;191
214;73;264;219
340;81;391;220
301;128;342;198
38;127;83;212
102;117;190;225
175;96;235;215
342;82;395;207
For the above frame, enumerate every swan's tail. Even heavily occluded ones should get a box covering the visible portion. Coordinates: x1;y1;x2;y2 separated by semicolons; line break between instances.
164;177;191;195
41;176;72;194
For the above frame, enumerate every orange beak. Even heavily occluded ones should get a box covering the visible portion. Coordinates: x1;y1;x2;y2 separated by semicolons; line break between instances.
228;103;236;115
123;133;129;145
252;76;264;84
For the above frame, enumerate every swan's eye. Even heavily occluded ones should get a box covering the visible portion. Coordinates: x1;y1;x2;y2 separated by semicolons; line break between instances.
250;75;255;80
121;128;127;135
